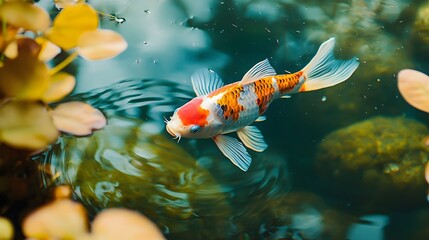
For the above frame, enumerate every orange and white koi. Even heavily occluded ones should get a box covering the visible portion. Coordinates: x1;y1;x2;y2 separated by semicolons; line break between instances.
166;38;359;171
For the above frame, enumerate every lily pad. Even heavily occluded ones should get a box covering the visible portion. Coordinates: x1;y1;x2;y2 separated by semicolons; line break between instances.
0;2;51;31
50;101;106;136
23;199;88;239
42;72;76;103
46;3;98;50
0;217;13;240
0;101;59;150
77;29;128;60
91;209;165;240
54;0;85;9
36;37;61;62
398;69;429;113
0;41;50;100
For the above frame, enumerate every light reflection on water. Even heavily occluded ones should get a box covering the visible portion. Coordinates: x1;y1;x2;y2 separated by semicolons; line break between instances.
41;78;290;239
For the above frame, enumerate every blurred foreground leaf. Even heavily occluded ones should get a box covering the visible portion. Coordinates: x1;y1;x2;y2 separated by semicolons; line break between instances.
42;72;76;103
77;29;127;60
0;101;59;149
398;69;429;112
54;0;85;9
0;41;50;100
23;199;88;239
89;209;165;240
0;217;13;240
36;37;61;61
46;3;98;50
0;2;51;31
50;101;106;136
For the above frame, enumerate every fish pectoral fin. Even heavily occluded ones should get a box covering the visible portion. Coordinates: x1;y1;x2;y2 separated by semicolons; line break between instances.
213;134;252;171
191;69;225;96
237;126;268;152
255;116;266;122
240;59;277;84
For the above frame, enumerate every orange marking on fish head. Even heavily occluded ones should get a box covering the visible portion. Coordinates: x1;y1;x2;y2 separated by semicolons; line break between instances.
177;98;209;126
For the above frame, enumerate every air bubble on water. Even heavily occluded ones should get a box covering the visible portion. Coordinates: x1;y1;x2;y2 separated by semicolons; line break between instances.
321;96;327;102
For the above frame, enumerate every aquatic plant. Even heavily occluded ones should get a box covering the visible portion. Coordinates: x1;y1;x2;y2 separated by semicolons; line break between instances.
0;1;127;151
0;0;127;238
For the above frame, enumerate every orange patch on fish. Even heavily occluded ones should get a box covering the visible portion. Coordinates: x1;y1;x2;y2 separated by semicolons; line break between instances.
253;77;276;114
211;84;244;121
276;72;303;94
177;98;209;126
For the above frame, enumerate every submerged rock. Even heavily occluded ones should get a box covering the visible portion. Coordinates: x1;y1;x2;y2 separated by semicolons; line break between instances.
42;115;233;239
255;192;353;240
315;116;429;212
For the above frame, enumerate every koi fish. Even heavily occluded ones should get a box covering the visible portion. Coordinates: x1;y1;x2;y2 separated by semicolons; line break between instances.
166;38;359;171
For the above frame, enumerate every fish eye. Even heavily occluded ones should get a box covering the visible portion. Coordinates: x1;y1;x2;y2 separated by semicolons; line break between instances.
190;125;201;133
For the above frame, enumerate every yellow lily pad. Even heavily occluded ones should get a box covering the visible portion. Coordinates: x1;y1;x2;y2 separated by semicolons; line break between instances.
50;101;106;136
398;69;429;113
91;209;165;240
42;72;76;103
54;0;85;9
0;42;50;100
0;101;59;150
77;29;128;60
23;199;88;239
0;2;51;31
36;37;61;62
3;40;18;59
0;217;14;240
46;3;98;50
0;25;18;50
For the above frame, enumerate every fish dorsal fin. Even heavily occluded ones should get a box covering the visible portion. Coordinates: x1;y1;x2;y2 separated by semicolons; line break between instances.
240;59;277;84
237;126;268;152
213;134;252;171
191;69;224;96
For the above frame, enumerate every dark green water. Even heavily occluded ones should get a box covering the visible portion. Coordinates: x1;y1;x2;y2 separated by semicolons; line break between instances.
41;0;429;239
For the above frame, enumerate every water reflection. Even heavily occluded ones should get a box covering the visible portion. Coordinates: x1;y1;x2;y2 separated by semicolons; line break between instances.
40;78;291;239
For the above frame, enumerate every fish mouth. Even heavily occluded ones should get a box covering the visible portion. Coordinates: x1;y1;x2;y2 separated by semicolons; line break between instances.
165;121;181;142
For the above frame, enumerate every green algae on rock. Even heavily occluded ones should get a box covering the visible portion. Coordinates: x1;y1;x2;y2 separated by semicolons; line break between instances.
315;116;429;213
42;115;232;239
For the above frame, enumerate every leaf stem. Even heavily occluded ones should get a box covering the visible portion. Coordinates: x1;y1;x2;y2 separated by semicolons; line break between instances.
48;51;78;75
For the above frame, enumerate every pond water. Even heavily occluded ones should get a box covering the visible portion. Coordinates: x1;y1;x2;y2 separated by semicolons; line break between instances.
40;0;429;239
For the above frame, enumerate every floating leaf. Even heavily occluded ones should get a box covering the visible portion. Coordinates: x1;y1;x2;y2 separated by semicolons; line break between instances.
398;69;429;113
3;40;18;59
0;25;18;50
0;217;14;240
23;199;88;239
50;101;106;136
0;101;59;149
91;209;165;240
42;72;76;103
54;0;85;9
45;3;98;50
36;37;61;61
77;29;128;60
0;41;49;100
0;2;51;31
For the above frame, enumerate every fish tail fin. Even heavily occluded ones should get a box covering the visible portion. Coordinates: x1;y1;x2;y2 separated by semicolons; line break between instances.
299;38;359;92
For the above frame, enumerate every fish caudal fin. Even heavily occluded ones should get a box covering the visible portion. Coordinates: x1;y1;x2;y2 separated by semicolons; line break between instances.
300;38;359;92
